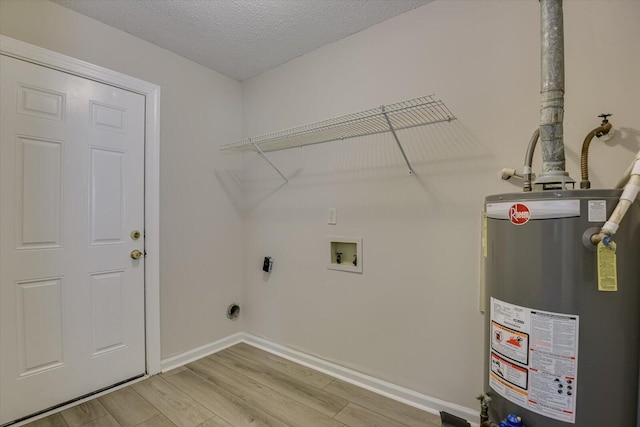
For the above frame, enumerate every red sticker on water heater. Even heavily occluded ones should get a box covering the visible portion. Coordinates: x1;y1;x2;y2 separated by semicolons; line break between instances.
509;203;531;225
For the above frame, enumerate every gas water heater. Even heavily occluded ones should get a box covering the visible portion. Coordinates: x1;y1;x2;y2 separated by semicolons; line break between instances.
482;1;640;426
483;191;640;426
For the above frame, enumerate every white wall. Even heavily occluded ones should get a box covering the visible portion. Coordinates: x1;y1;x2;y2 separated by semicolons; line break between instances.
0;0;245;359
241;0;640;410
2;0;639;413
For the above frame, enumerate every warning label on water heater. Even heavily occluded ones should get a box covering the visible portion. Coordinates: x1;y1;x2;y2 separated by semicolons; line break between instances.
489;297;579;423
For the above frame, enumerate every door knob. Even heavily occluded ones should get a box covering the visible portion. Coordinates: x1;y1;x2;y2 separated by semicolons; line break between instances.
130;249;144;260
131;230;141;240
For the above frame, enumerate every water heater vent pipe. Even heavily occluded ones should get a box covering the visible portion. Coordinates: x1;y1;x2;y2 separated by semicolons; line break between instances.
534;0;574;188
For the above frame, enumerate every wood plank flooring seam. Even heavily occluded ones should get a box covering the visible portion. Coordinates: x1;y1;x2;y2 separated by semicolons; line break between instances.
226;344;335;389
209;350;349;417
98;386;160;427
21;343;436;427
164;369;289;427
131;376;215;427
334;403;410;427
184;360;342;427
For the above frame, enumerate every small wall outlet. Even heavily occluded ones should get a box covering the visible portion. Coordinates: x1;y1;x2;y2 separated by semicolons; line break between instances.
262;257;273;272
328;208;337;225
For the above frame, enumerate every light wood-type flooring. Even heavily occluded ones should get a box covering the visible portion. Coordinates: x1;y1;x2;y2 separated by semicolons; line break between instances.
24;343;442;427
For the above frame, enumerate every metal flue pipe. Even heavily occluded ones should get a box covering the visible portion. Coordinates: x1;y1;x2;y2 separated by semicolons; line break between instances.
535;0;574;187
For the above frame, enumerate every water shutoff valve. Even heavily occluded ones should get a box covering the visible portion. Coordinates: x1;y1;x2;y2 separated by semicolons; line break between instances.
596;113;614;141
602;235;617;253
499;414;524;427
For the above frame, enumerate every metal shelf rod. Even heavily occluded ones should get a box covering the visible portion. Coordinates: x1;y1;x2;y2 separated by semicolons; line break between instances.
382;105;414;176
251;139;289;183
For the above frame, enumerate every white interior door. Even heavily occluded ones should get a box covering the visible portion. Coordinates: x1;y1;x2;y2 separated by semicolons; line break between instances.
0;55;146;425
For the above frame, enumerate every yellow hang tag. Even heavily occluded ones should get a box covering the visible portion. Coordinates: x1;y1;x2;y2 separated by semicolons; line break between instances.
597;241;618;292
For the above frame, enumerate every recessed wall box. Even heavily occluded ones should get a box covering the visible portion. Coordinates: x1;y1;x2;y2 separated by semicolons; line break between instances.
327;236;362;273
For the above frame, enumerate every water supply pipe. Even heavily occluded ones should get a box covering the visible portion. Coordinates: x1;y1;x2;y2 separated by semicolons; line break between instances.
523;128;540;191
580;115;613;189
591;150;640;245
534;0;574;188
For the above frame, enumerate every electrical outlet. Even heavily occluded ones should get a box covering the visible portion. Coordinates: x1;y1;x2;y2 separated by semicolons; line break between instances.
328;208;337;225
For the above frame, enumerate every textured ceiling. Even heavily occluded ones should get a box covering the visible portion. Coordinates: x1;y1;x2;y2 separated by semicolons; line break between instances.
52;0;432;81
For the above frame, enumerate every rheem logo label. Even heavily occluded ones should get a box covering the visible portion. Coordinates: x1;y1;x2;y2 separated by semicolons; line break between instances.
509;203;531;225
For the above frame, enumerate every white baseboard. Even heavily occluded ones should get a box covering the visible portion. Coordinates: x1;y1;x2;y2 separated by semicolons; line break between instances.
160;332;245;373
161;332;479;426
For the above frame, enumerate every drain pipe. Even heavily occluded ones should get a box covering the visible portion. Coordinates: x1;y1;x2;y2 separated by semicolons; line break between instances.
616;159;637;189
534;0;574;188
591;150;640;246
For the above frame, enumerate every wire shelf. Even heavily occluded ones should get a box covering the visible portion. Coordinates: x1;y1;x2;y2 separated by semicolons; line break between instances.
220;95;456;153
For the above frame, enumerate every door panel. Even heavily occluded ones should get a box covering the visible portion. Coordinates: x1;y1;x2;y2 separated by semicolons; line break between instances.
14;136;63;249
90;147;125;244
16;278;64;376
0;55;146;425
90;101;127;132
16;83;66;121
90;270;126;355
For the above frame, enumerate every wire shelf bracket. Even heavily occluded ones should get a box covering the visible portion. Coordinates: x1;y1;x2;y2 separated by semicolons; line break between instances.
220;95;456;181
251;138;289;184
381;105;413;175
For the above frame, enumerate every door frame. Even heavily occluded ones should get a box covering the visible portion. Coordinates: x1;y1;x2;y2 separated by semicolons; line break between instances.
0;35;161;375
